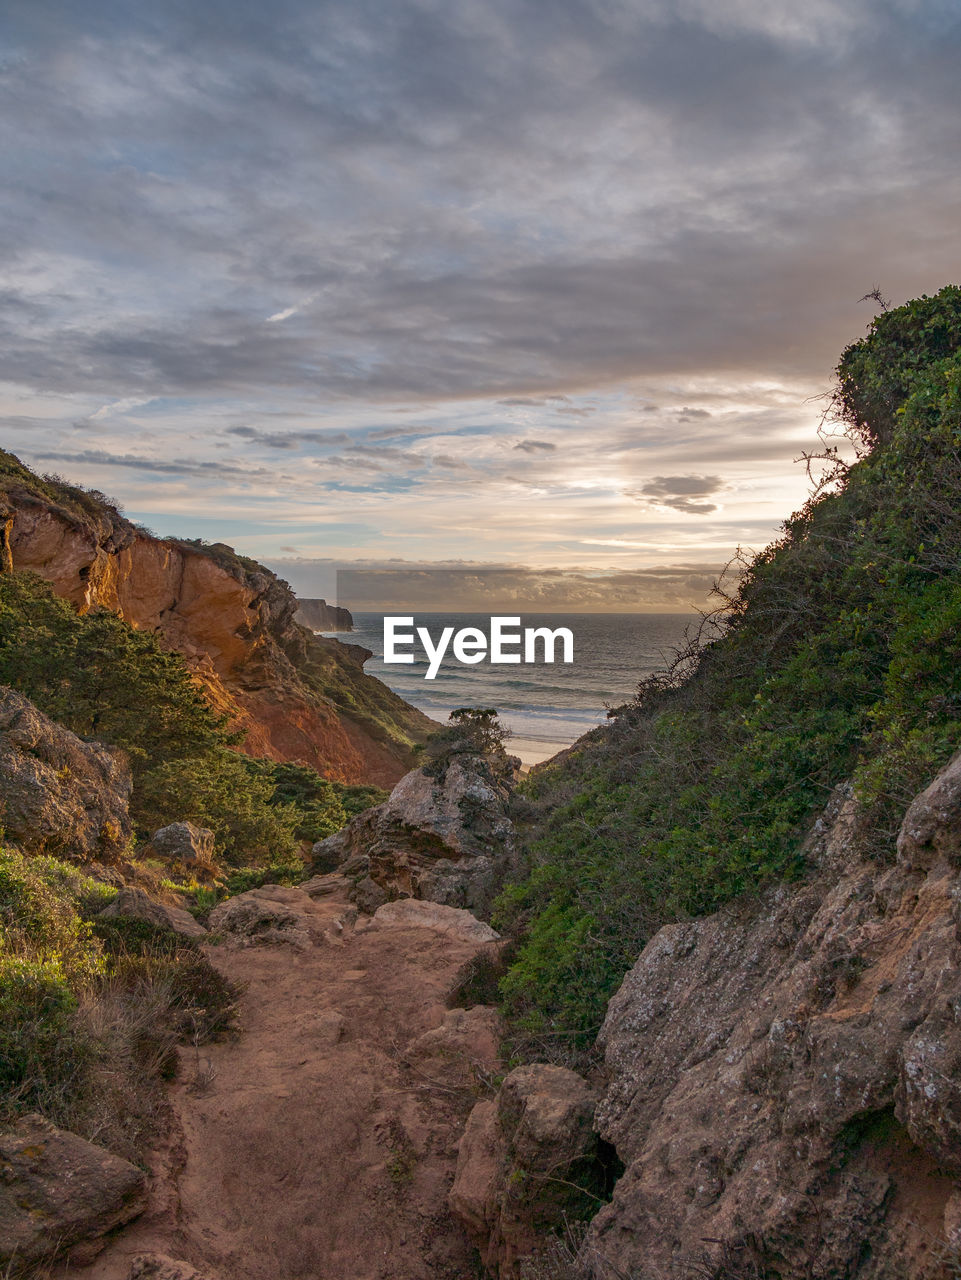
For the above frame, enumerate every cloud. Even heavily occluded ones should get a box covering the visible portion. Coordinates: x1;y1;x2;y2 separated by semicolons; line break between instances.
0;0;957;589
628;474;725;515
226;426;351;449
30;449;276;480
0;1;956;405
513;439;557;453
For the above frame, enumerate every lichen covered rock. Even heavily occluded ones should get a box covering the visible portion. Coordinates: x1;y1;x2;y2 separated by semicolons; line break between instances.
0;1115;146;1272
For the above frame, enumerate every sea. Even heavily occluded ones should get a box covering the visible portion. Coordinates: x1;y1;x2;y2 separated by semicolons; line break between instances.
323;612;698;766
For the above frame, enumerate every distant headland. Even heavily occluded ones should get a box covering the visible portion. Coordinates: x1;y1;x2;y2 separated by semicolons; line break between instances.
295;598;354;632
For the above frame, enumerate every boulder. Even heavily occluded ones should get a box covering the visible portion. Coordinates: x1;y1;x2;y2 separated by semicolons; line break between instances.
449;1065;600;1278
367;898;500;945
207;884;351;948
0;1115;146;1271
0;685;131;862
149;822;216;877
97;886;207;941
310;752;518;916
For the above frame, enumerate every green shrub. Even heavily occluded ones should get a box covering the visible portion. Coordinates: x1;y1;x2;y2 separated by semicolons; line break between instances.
0;571;299;865
0;954;90;1112
0;847;238;1155
136;751;300;867
243;759;387;842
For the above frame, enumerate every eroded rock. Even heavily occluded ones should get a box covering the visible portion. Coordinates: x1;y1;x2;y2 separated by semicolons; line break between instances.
450;1065;600;1278
586;757;961;1279
0;685;131;862
310;752;519;916
97;885;208;941
898;748;961;869
207;884;353;948
0;1115;146;1272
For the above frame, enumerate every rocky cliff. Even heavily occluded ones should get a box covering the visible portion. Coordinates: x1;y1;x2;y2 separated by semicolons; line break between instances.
295;598;353;632
453;758;961;1278
0;452;430;786
582;763;961;1279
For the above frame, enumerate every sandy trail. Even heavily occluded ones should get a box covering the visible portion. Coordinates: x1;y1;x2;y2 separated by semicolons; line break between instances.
59;890;498;1280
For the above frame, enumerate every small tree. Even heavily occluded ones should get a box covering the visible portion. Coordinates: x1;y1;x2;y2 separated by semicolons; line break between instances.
422;707;512;774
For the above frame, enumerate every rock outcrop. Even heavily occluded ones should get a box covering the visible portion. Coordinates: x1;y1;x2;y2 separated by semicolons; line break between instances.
311;751;519;917
97;886;208;941
0;1115;147;1272
148;822;216;879
0;685;132;862
207;882;356;948
583;763;961;1280
294;598;353;632
0;452;430;785
450;1064;601;1279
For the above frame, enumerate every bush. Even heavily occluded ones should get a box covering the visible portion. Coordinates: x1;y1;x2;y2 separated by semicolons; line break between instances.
0;954;90;1112
136;751;300;867
243;759;387;843
422;707;514;777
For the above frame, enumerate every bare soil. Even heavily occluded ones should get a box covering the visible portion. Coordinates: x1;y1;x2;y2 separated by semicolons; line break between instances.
58;896;496;1280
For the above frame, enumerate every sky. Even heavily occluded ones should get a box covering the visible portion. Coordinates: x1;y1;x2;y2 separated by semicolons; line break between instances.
1;0;959;610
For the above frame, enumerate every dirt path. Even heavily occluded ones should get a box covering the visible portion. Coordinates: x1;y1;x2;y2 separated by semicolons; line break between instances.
60;888;502;1280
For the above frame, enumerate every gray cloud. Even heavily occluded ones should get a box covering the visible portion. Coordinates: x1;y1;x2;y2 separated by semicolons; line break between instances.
0;1;956;406
628;474;725;515
31;449;277;480
226;426;351;449
514;440;557;453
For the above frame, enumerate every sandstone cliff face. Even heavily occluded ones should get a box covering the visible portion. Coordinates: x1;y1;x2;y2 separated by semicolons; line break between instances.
0;466;430;786
583;762;961;1280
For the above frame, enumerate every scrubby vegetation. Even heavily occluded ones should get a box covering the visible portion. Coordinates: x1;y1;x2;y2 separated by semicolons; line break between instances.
421;706;515;777
497;285;961;1049
0;846;237;1160
247;759;387;842
0;570;299;865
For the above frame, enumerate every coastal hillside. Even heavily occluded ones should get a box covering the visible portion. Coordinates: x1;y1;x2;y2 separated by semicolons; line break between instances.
498;284;961;1047
0;450;430;787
